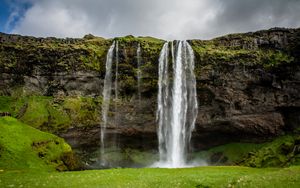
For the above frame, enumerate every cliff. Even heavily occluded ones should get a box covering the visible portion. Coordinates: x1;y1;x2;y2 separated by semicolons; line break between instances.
0;28;299;166
191;28;300;148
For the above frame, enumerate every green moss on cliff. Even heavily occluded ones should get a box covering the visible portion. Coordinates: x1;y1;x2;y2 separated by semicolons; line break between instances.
0;33;113;74
115;35;164;60
191;40;257;69
195;135;300;167
194;142;264;165
20;96;52;127
79;38;112;72
0;117;76;171
260;50;294;68
190;39;295;69
0;95;101;133
11;96;71;132
63;96;101;127
240;135;300;167
115;35;164;43
0;96;14;112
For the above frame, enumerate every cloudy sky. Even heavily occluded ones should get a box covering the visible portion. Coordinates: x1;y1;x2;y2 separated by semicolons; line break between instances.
1;0;300;40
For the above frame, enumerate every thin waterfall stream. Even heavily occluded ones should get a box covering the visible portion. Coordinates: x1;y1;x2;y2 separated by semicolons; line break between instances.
137;43;142;106
115;41;119;103
100;41;116;165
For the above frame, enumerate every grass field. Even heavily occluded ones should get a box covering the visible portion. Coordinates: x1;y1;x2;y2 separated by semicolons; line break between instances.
1;118;300;188
1;166;300;188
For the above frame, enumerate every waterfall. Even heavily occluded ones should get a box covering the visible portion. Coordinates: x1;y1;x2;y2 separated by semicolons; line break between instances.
100;41;116;164
115;41;119;102
157;42;170;163
137;43;142;105
156;41;198;168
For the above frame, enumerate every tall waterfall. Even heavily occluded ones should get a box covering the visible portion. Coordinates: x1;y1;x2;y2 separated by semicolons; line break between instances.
137;43;142;105
100;41;116;163
156;41;198;168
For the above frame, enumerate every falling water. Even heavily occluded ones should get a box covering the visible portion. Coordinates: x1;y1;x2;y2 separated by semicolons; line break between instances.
115;41;119;102
157;42;170;163
137;43;142;105
100;41;116;164
156;41;198;168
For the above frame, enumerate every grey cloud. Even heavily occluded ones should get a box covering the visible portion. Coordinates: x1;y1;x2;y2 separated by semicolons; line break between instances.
9;0;300;40
204;0;300;38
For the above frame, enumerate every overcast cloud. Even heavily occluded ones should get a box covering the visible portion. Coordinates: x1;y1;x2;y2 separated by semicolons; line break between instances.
6;0;300;40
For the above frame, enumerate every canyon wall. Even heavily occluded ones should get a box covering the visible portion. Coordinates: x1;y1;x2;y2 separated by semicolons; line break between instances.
0;28;299;157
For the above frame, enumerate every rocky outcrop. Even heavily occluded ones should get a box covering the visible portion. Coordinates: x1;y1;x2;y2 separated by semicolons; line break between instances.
0;28;299;155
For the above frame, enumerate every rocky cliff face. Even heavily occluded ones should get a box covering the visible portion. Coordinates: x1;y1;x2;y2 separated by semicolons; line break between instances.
191;28;300;149
0;28;299;161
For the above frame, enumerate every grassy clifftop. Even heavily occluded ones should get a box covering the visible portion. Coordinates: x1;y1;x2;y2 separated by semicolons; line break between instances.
0;33;164;75
191;28;300;72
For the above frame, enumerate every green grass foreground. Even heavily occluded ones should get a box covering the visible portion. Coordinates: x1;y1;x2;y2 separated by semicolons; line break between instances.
0;166;300;188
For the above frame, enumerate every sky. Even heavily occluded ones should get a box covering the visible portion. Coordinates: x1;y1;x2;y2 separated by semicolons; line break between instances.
0;0;300;40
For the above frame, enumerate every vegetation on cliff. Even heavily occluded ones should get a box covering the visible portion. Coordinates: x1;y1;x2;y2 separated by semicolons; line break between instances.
190;29;299;74
195;135;300;167
0;33;165;133
0;33;110;74
0;32;164;79
0;95;102;133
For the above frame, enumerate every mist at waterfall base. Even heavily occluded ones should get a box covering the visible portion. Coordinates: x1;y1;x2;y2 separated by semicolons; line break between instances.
94;40;206;169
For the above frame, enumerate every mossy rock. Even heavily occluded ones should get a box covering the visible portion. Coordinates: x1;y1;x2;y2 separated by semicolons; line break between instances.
194;135;300;167
193;142;264;165
190;39;295;69
0;117;79;171
240;135;300;167
0;95;102;133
